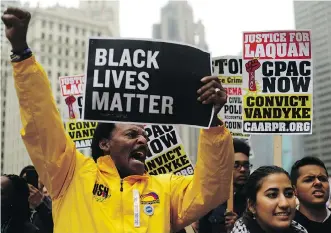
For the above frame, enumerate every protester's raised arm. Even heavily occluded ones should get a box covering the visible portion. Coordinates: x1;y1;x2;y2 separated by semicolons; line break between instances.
170;77;234;231
2;7;77;199
170;126;234;231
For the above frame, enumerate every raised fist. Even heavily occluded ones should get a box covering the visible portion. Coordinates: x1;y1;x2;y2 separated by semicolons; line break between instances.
1;7;31;52
245;59;261;91
245;59;261;73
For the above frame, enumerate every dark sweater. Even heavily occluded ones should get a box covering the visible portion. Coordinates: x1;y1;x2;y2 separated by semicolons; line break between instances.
199;190;246;233
1;219;39;233
31;196;54;233
294;209;331;233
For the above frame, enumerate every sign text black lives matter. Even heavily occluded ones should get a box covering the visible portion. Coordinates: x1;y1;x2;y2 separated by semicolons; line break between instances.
82;38;212;127
242;31;312;134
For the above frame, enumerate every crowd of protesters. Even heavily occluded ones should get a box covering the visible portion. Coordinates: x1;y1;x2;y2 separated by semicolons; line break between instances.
2;142;330;233
1;6;331;233
196;151;331;233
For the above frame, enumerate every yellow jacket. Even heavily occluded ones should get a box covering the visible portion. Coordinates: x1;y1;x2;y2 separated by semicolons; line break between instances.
13;56;234;233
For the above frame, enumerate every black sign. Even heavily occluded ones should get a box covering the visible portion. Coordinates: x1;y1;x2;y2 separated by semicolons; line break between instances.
83;38;213;127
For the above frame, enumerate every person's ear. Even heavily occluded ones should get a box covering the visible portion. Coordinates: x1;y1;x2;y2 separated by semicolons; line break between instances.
247;199;256;215
99;139;110;152
293;185;298;196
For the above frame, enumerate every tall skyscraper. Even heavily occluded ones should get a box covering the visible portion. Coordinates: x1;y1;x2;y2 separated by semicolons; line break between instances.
294;1;331;173
152;0;208;163
2;1;120;174
1;0;21;173
153;0;208;50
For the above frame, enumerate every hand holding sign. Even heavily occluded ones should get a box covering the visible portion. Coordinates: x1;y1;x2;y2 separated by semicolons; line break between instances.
245;59;261;91
197;76;227;122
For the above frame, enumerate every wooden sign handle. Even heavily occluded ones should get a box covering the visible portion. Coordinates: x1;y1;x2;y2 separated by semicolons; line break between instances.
273;135;282;167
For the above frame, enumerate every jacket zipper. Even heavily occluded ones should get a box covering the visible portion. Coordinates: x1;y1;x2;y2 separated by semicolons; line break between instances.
120;179;123;192
120;179;124;232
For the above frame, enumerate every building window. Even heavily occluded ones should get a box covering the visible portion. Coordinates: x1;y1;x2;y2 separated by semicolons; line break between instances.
59;24;62;30
48;58;52;65
98;32;101;36
167;18;179;41
81;64;84;70
65;37;69;44
82;29;86;35
41;33;45;39
42;20;46;27
82;52;85;59
75;51;78;57
74;63;78;70
41;44;45;52
57;72;61;78
65;49;69;56
49;46;52;53
58;60;62;67
75;39;78;45
66;25;70;32
41;56;45;63
65;62;68;69
57;84;60;93
49;34;52;41
58;48;62;55
108;8;114;21
82;41;85;46
59;36;62;43
56;96;60;105
75;27;79;34
49;21;53;29
47;70;52;78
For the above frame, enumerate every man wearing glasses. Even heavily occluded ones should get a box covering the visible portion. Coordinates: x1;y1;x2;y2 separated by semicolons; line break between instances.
199;138;252;233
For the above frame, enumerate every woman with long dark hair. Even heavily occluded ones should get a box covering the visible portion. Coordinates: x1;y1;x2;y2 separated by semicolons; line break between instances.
1;174;39;233
231;166;307;233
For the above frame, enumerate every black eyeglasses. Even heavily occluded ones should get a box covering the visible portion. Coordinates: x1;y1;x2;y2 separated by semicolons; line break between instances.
234;161;252;170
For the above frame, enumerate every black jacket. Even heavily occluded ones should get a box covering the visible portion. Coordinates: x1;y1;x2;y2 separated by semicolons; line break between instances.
30;196;53;233
1;219;39;233
199;190;246;233
294;209;331;233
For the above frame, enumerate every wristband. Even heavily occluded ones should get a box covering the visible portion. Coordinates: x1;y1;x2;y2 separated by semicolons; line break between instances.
10;48;32;62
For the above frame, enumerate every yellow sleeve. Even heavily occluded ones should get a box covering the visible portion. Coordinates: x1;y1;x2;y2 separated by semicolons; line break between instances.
13;56;80;199
170;126;234;232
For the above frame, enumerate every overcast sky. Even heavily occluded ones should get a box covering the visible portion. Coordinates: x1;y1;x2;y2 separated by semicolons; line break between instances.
22;0;295;56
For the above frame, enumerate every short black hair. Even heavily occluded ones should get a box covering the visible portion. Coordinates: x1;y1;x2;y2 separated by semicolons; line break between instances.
233;138;250;157
91;123;116;162
19;165;36;178
290;156;328;185
3;174;31;221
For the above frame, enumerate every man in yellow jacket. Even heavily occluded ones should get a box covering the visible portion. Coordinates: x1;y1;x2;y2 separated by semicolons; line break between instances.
2;7;234;233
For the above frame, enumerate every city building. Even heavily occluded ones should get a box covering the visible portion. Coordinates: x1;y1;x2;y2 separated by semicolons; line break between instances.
294;1;331;173
1;0;21;173
152;0;208;163
2;1;119;174
153;0;208;51
249;135;301;173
